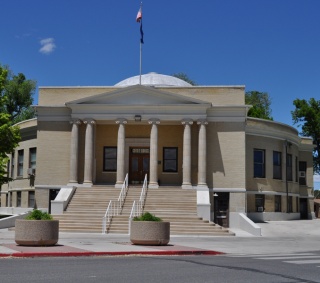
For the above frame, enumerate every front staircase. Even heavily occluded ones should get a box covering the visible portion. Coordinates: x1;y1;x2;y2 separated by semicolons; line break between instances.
54;185;234;236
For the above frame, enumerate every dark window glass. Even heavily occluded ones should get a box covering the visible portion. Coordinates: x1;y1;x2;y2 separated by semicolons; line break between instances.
273;151;282;179
275;195;281;212
17;150;24;177
163;147;178;172
103;147;117;172
299;161;307;185
286;154;293;181
254;149;265;178
255;194;265;212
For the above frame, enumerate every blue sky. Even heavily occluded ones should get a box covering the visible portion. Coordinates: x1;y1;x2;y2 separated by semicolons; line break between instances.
1;0;319;129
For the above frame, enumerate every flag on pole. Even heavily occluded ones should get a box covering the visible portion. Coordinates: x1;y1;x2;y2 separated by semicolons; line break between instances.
136;7;144;44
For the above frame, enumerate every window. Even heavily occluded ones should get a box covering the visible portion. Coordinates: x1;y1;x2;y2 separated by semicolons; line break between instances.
28;191;35;208
255;194;265;212
17;191;21;207
275;195;281;212
103;147;117;172
273;151;282;179
295;157;298;182
163;147;178;172
29;148;37;169
288;196;293;212
299;161;307;185
11;152;14;178
286;154;292;181
254;149;265;178
17;150;24;177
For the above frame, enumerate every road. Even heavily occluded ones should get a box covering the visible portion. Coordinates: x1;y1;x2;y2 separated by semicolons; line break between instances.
1;253;320;283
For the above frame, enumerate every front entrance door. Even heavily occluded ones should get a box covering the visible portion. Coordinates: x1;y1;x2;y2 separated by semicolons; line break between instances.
129;148;150;184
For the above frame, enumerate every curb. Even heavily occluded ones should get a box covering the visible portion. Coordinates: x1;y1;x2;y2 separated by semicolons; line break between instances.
0;250;225;258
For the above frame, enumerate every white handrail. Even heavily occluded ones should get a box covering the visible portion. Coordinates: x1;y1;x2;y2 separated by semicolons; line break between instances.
128;174;148;234
102;174;128;234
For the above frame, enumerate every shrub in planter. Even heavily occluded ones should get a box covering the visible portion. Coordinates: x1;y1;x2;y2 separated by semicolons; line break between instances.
130;212;170;246
15;209;59;246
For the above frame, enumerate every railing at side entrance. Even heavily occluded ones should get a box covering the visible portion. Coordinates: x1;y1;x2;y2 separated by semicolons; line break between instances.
128;174;148;234
102;174;128;234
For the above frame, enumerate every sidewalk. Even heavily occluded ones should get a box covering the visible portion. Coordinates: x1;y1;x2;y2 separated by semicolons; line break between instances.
1;219;319;258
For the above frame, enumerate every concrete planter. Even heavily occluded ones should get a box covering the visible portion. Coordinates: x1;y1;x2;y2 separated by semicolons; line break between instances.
130;221;170;245
15;219;59;246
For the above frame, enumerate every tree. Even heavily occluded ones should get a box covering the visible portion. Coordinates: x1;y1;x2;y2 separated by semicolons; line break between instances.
245;91;273;120
291;98;320;174
172;72;197;86
1;68;36;124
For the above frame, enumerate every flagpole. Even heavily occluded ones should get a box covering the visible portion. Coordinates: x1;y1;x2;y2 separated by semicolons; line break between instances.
139;2;143;85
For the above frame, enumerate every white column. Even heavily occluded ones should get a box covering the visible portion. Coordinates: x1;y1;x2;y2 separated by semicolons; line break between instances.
196;119;210;221
115;118;127;188
148;119;160;189
197;120;208;186
83;119;96;185
69;119;81;184
182;119;193;189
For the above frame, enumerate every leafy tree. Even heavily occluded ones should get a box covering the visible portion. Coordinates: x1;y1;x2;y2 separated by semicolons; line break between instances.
291;98;320;173
172;72;197;86
245;91;273;120
1;67;36;124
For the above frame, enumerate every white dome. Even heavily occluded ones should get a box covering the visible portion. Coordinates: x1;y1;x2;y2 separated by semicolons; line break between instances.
115;72;192;87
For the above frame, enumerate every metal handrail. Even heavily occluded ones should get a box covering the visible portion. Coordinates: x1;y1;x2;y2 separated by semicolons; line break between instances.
102;174;128;234
128;174;148;234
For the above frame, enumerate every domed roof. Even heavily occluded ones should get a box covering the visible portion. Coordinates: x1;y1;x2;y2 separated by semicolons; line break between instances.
115;72;192;87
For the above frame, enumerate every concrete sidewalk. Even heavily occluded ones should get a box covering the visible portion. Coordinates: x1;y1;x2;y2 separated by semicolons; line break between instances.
1;219;319;258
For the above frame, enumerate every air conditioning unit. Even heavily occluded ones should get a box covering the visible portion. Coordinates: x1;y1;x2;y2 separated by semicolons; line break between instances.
299;171;306;178
27;168;36;175
257;207;264;212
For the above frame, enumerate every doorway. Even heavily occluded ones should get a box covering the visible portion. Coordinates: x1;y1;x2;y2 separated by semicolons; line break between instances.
300;198;308;219
129;148;150;184
214;192;230;227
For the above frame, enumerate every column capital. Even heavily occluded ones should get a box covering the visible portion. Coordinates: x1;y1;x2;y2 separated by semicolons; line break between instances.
181;119;194;125
148;118;160;125
83;119;96;125
115;118;128;125
197;119;208;125
70;119;82;125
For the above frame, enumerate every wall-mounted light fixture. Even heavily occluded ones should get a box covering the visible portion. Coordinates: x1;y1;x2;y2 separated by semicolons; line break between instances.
213;193;218;197
134;115;141;122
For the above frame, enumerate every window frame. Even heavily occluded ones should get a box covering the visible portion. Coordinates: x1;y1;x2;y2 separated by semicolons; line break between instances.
163;147;178;173
17;150;24;177
103;146;117;172
286;154;293;181
273;151;282;180
255;194;265;212
254;149;265;178
29;147;37;169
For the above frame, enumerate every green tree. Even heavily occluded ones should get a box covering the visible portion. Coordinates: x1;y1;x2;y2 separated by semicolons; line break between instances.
291;98;320;173
245;91;273;120
172;72;197;86
0;65;21;187
1;68;36;124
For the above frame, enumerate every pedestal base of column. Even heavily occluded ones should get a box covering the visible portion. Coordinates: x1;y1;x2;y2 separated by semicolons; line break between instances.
82;182;93;187
182;183;193;189
115;182;123;189
148;182;159;189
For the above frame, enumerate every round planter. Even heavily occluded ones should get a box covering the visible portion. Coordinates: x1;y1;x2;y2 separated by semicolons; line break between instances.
130;221;170;245
15;219;59;246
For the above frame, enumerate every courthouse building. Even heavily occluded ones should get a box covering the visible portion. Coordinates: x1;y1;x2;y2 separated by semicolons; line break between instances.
0;73;315;228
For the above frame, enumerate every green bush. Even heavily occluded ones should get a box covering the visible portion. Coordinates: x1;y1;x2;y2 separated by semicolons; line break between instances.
25;209;53;220
133;212;162;222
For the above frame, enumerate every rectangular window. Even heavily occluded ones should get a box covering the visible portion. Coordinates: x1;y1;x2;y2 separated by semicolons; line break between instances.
286;154;293;181
11;152;15;178
255;194;265;212
17;191;21;207
103;147;117;172
299;161;307;185
275;195;281;212
29;148;37;169
295;157;298;182
163;147;178;172
288;196;293;213
273;151;282;179
28;191;35;208
17;150;24;177
254;149;265;178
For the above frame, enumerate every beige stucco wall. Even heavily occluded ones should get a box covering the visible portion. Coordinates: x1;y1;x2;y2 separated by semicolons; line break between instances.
35;121;71;185
206;122;246;189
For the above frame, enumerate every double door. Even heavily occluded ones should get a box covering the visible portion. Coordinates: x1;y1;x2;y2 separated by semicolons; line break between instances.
129;148;149;184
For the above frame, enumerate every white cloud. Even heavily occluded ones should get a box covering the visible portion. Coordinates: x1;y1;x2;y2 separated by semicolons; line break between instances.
39;38;56;54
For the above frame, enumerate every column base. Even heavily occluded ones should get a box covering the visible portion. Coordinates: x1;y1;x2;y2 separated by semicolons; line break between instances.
115;182;123;189
148;182;159;189
82;182;93;187
182;183;193;189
